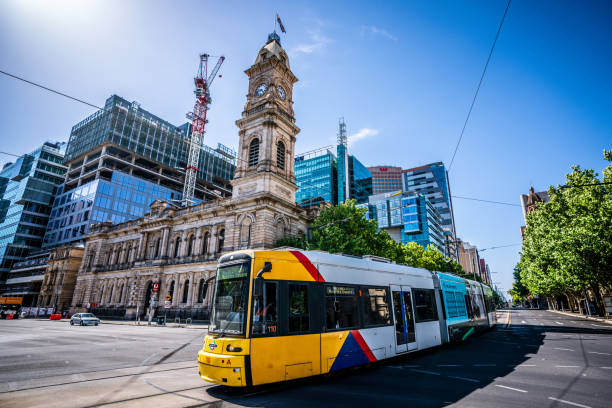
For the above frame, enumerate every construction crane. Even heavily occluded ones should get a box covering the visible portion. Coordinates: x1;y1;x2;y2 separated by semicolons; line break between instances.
182;53;225;207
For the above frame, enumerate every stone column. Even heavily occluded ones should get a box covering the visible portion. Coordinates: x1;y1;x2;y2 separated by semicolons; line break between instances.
186;272;195;306
137;232;148;260
180;231;188;257
209;226;218;256
172;275;181;307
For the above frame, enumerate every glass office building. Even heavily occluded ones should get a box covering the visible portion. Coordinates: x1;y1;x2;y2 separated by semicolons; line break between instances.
0;142;66;293
367;191;446;253
43;94;236;249
295;148;337;208
336;144;372;205
402;162;456;241
369;166;403;194
43;171;180;247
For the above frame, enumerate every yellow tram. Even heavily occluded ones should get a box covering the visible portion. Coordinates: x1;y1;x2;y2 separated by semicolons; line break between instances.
197;249;496;387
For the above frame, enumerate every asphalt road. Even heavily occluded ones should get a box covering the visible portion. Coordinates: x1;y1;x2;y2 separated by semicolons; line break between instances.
1;310;611;408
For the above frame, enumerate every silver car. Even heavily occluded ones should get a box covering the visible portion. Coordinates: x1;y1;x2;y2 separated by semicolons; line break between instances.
70;313;100;326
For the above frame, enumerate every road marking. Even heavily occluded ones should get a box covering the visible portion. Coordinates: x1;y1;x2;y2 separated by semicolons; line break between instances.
495;384;528;393
473;363;496;367
555;321;564;325
591;324;610;328
553;347;575;351
448;375;480;383
517;364;537;367
555;365;580;368
410;369;441;376
600;367;612;369
437;364;462;367
521;320;527;323
548;397;592;408
588;351;611;356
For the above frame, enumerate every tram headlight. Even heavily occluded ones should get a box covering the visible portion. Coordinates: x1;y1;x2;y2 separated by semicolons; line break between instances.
226;345;242;352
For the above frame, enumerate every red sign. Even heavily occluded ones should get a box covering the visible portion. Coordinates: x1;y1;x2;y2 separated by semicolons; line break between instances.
380;168;388;172
153;282;159;293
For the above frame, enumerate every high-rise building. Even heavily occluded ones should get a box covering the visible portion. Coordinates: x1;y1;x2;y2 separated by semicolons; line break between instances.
402;162;456;242
337;144;372;204
367;190;447;254
295;147;337;208
42;95;236;248
457;238;481;280
369;166;403;194
0;142;66;302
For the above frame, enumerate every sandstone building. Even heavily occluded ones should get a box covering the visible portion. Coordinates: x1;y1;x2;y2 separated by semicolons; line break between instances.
70;33;318;319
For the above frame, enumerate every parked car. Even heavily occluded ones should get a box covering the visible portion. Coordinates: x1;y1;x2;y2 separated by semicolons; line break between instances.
70;313;100;326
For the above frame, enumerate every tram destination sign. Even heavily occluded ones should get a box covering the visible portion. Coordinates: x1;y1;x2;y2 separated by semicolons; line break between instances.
326;286;355;296
218;264;248;280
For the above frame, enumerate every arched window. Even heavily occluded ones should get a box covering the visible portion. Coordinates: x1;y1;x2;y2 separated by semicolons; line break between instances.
202;232;210;255
198;279;208;303
107;284;114;304
154;239;161;258
217;229;225;253
248;138;259;167
182;279;190;303
240;217;252;247
187;235;195;256
126;246;132;263
277;140;285;170
116;284;123;303
168;281;175;303
275;220;286;241
173;237;181;258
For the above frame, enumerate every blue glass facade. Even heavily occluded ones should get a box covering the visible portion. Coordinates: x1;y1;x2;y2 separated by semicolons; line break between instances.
43;171;181;247
368;191;446;253
0;143;65;288
295;151;337;208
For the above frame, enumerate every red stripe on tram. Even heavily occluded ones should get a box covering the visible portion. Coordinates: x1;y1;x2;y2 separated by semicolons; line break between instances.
351;330;377;362
289;251;325;282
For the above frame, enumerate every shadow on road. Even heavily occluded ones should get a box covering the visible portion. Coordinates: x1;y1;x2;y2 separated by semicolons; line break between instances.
205;318;612;408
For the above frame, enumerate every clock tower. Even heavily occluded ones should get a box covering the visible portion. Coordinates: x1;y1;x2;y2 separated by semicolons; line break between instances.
231;33;299;203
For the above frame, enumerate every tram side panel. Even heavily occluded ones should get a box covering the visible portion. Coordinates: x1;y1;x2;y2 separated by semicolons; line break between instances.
438;273;472;342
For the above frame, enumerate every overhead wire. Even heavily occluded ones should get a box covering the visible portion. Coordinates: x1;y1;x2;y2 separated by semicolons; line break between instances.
448;0;512;172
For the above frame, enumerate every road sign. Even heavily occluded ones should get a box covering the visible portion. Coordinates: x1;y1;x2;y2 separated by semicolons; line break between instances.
164;300;171;309
166;294;172;301
153;282;159;292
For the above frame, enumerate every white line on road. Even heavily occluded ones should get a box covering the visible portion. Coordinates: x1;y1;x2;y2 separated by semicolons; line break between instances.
473;364;496;367
555;365;581;368
591;324;610;328
448;375;480;383
588;351;611;356
555;321;564;325
517;364;537;367
410;369;441;376
495;384;528;393
554;347;575;351
548;397;592;408
521;320;527;323
600;367;612;369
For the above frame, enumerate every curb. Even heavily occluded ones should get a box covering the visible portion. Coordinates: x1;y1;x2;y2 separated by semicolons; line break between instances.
548;309;612;325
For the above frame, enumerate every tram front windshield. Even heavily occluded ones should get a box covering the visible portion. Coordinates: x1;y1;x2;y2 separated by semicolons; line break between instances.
209;261;250;335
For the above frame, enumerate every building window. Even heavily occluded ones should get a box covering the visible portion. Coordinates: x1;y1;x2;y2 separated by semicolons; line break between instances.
217;229;225;252
182;279;189;303
277;141;285;170
248;138;259;167
240;218;251;247
173;237;181;258
187;235;195;256
198;279;208;303
154;239;161;258
202;232;210;255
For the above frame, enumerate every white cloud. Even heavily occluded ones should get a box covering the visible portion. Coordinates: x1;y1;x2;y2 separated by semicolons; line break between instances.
361;25;398;41
292;31;332;54
348;128;379;146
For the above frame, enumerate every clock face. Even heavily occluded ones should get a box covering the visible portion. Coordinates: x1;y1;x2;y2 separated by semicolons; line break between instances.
255;83;268;97
276;86;286;100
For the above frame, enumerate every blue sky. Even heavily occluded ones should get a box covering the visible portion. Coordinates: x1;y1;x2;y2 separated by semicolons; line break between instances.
1;0;610;296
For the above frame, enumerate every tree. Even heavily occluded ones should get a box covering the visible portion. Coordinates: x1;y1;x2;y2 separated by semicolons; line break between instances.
276;200;466;276
518;150;612;315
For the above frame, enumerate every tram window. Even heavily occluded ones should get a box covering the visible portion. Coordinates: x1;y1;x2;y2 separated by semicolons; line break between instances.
413;289;438;322
325;285;359;330
363;287;391;327
252;281;279;335
288;284;309;332
465;294;474;318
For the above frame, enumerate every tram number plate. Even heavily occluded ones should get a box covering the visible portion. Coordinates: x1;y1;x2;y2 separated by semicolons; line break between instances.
267;325;277;333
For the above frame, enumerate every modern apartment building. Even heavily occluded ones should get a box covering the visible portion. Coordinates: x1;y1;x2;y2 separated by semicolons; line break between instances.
402;162;456;254
369;166;403;194
457;238;481;281
42;95;236;248
0;142;66;302
367;190;447;254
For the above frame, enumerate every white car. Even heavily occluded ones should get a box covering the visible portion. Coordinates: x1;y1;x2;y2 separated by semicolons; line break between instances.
70;313;100;326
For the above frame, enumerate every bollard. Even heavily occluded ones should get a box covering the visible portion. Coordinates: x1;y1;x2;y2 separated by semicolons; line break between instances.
186;318;192;326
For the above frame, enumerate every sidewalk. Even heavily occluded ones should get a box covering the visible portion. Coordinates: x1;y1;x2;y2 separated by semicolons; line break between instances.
548;309;612;325
31;317;208;329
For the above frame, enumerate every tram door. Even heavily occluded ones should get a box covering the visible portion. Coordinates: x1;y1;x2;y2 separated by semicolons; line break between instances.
390;285;417;354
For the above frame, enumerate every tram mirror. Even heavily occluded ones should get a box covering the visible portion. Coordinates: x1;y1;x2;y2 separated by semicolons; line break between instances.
253;262;272;297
